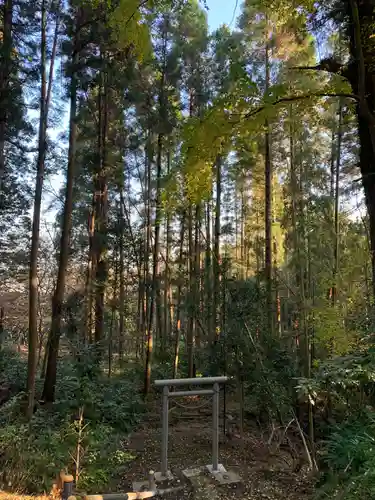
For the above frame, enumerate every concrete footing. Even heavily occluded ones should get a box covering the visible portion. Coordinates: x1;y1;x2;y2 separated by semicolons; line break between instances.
133;470;173;492
206;464;242;485
134;463;242;497
154;470;174;482
182;466;205;479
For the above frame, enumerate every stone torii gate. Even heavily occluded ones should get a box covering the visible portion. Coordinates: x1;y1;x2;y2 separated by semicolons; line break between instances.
154;376;229;482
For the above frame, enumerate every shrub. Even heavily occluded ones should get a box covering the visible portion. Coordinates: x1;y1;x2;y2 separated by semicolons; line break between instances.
0;348;144;494
316;413;375;499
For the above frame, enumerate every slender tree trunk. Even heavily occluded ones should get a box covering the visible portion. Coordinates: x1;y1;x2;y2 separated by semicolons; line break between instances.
0;0;13;194
273;237;281;336
40;337;48;379
137;238;144;358
143;132;152;349
241;186;246;279
194;204;201;348
332;102;343;305
187;203;200;375
27;0;47;418
235;187;239;265
0;307;4;349
27;3;59;418
85;194;96;344
289;111;299;283
255;208;260;284
118;188;125;360
164;151;171;345
144;132;163;395
144;17;168;394
37;290;44;370
173;212;185;379
109;247;118;378
163;218;170;346
347;0;375;299
42;24;79;403
187;204;194;374
205;202;212;335
329;127;335;201
213;159;221;344
298;162;309;376
94;67;109;353
264;36;273;334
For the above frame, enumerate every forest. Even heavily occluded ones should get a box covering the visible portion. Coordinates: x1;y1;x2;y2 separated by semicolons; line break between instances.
1;0;375;498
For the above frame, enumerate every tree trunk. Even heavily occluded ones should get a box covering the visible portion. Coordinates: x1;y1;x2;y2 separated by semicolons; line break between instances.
118;188;125;360
0;307;4;349
94;68;109;353
37;288;44;369
332;102;343;305
42;24;79;403
164;151;172;345
144;132;163;395
187;202;200;375
205;201;212;334
273;237;281;336
85;193;96;344
27;0;47;418
0;0;13;194
264;35;272;334
194;204;201;348
173;212;185;379
187;204;194;375
144;16;168;394
27;1;58;418
289;103;301;315
143;132;152;350
347;0;375;299
213;159;221;344
108;246;118;378
241;185;246;279
137;238;144;353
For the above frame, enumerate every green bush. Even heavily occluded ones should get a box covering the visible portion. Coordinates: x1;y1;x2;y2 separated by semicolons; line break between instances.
0;347;144;494
211;278;298;421
0;348;27;392
316;413;375;499
297;344;375;499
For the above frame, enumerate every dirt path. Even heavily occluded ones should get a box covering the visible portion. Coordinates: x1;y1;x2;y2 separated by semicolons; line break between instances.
120;398;315;500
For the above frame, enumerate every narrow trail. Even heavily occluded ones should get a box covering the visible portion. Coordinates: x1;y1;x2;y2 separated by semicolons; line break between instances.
120;396;315;500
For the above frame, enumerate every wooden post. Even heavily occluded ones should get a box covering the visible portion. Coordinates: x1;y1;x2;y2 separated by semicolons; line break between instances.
161;385;169;476
212;382;219;471
62;474;74;500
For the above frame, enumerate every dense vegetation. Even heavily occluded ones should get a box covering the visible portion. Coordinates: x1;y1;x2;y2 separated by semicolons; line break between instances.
1;0;375;497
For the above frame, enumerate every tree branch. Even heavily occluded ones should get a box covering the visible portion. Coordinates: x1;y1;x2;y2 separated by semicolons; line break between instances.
244;92;358;120
290;58;349;78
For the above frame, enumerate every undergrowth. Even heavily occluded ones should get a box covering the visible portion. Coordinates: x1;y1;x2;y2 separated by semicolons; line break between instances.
0;347;145;495
304;345;375;499
316;412;375;499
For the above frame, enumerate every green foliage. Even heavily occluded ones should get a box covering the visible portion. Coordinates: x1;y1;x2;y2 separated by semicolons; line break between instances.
212;278;297;420
313;302;350;355
297;347;375;413
0;348;27;393
0;349;144;494
109;0;152;61
316;413;375;499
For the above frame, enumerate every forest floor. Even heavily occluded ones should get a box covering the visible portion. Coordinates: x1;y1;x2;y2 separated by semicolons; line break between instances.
119;396;315;500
